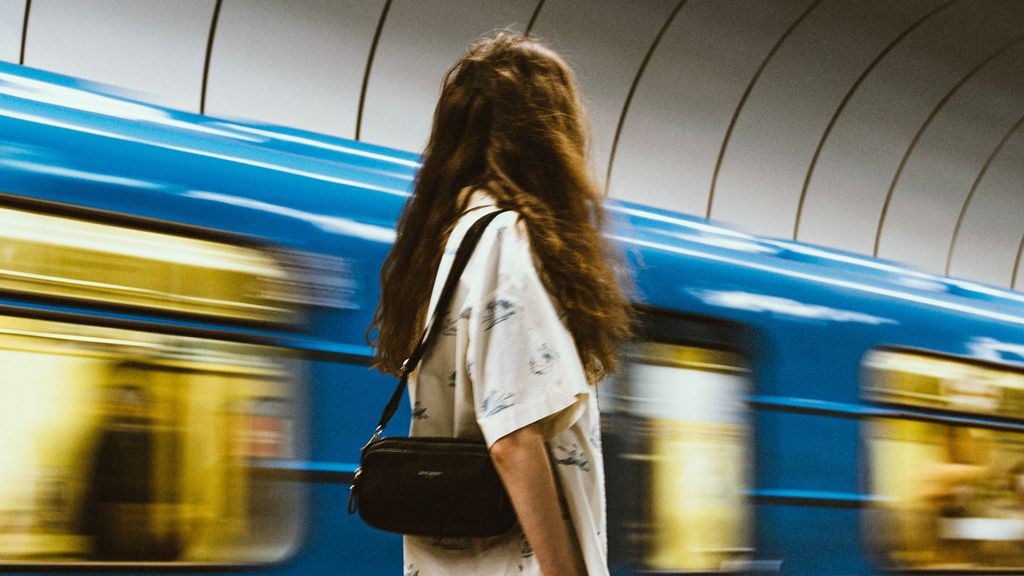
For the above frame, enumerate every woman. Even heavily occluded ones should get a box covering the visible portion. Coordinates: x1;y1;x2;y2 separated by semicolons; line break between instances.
371;33;630;576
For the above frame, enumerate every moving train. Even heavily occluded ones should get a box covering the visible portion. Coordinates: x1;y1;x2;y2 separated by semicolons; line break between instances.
0;61;1022;575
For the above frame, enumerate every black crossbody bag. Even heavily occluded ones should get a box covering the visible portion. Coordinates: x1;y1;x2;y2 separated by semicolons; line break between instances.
348;209;516;538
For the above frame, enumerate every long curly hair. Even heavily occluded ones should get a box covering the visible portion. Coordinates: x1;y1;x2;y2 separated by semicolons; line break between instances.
370;33;631;382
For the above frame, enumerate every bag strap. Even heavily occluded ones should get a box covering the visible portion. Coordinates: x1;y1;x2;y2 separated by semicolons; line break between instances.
370;209;510;443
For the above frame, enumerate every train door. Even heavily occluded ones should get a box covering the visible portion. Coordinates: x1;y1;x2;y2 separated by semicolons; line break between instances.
600;312;756;574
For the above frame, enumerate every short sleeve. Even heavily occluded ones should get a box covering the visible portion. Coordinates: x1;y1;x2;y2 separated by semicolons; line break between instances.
466;215;590;448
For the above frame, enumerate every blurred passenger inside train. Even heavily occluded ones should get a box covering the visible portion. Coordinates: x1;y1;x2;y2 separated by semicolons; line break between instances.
874;422;1024;568
919;426;992;565
79;368;183;561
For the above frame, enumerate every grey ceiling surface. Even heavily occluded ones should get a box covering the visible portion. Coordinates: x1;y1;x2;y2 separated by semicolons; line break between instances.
204;0;386;137
528;0;679;186
359;0;535;152
21;0;215;111
0;0;24;63
948;124;1024;287
609;0;813;214
798;0;1024;262
879;40;1024;276
1;0;1022;291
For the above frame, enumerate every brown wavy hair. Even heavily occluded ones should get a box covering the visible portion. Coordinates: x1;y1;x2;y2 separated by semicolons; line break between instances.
370;33;631;382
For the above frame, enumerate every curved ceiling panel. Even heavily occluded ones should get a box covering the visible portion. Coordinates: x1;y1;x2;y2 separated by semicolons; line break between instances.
877;42;1024;275
709;0;940;238
0;0;25;63
529;0;679;187
797;0;1024;257
204;0;384;138
8;0;1024;291
608;0;812;214
23;0;215;111
948;126;1024;287
359;0;535;152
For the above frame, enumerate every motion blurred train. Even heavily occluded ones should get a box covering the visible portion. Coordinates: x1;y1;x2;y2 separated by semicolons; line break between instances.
0;61;1022;576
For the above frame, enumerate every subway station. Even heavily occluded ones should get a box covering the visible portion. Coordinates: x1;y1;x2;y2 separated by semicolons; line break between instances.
0;1;1023;574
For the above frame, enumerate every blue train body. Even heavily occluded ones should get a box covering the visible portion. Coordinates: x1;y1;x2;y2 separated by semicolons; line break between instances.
0;61;1022;575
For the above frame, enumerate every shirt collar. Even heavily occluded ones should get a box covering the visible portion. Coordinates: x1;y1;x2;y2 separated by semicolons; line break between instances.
460;188;498;213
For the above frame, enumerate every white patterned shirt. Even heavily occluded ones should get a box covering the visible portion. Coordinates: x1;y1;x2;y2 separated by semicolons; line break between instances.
403;191;608;576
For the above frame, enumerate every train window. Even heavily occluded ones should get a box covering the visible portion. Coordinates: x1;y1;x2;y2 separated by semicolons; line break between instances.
0;315;304;566
0;205;296;322
864;349;1024;570
600;339;752;572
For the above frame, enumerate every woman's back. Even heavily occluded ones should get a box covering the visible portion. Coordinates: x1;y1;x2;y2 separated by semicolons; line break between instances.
404;191;606;575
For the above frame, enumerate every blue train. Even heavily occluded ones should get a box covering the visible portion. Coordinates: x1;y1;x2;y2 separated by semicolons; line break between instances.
0;61;1022;575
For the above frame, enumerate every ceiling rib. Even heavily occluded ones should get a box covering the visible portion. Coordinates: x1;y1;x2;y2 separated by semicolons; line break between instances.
355;0;392;141
605;0;688;193
1013;233;1024;289
199;0;224;115
18;0;31;65
525;0;545;36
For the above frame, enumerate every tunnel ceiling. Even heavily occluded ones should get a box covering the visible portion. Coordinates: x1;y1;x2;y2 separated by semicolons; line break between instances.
2;0;1023;291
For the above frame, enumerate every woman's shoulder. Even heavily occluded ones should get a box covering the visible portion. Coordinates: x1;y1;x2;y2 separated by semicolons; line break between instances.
448;190;533;266
476;210;533;260
482;209;525;240
452;205;527;249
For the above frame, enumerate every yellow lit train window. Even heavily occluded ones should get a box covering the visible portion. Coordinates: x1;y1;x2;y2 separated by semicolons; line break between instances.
0;316;303;565
0;206;296;322
600;342;752;572
865;349;1024;418
864;349;1024;570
